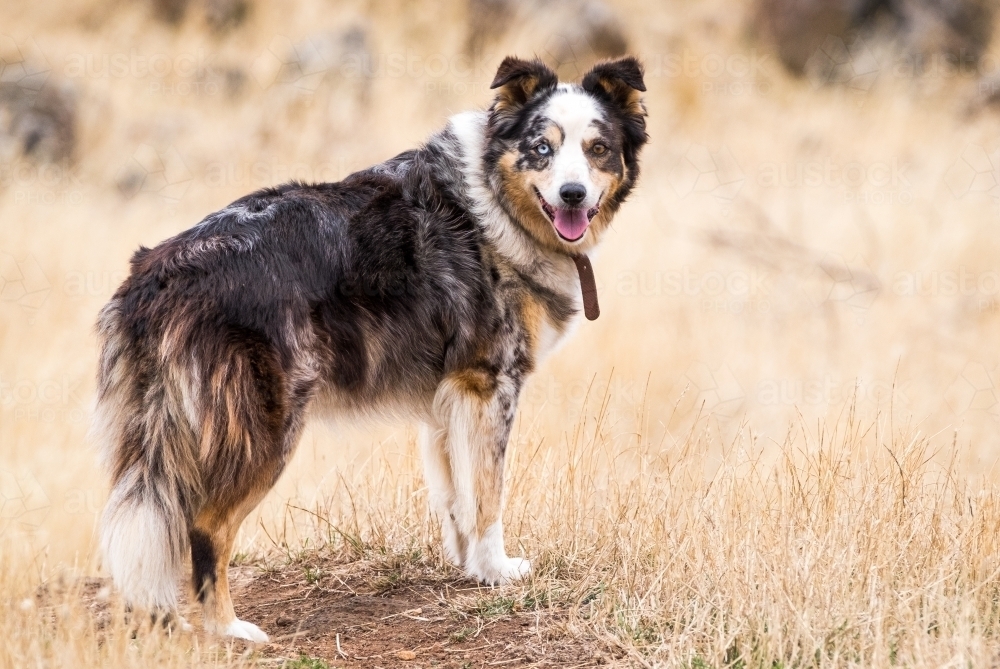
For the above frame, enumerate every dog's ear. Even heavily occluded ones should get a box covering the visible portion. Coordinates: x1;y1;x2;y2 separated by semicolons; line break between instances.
581;57;646;119
582;57;647;163
489;57;558;124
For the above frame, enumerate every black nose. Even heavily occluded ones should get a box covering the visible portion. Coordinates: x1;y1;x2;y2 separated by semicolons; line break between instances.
559;182;587;206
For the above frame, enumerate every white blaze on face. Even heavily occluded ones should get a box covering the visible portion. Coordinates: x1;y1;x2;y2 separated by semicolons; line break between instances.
540;89;604;211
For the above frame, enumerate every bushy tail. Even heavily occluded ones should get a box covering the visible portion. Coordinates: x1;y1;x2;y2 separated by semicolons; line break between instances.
94;299;201;612
100;472;189;611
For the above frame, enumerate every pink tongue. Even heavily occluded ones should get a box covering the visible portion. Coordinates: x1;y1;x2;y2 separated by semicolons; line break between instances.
553;208;589;241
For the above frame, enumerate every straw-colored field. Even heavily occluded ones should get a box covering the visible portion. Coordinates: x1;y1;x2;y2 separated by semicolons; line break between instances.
3;0;1000;666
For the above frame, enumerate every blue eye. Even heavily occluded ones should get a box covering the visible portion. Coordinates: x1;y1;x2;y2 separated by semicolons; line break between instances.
535;142;551;155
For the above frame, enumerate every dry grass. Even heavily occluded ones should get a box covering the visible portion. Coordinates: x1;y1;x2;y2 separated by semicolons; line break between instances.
3;0;1000;666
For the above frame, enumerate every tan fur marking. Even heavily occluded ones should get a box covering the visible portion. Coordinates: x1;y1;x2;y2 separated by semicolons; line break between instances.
587;168;624;233
190;462;278;633
494;76;545;114
474;462;503;535
593;77;644;117
497;151;567;253
543;124;562;148
520;293;542;350
451;368;497;399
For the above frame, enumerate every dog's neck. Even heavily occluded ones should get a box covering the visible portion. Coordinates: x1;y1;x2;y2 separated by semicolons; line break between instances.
443;110;584;299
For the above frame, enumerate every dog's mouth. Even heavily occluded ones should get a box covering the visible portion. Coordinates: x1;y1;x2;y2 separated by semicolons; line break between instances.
534;188;600;243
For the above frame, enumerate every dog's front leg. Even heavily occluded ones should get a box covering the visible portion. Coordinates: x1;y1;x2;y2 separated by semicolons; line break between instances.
419;420;467;567
432;371;530;585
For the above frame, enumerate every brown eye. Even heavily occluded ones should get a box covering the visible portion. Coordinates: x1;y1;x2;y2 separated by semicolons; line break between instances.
592;143;607;155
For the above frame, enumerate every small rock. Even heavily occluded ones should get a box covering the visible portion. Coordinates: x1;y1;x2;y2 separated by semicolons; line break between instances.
250;27;372;97
0;80;76;164
753;0;995;77
275;614;293;627
151;0;188;23
467;0;628;78
204;0;249;32
397;649;417;660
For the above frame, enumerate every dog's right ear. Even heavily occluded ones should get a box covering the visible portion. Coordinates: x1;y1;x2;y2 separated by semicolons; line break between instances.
489;57;557;131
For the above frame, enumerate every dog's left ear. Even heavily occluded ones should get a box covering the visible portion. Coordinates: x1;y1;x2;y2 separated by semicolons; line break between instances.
581;57;646;119
489;57;558;133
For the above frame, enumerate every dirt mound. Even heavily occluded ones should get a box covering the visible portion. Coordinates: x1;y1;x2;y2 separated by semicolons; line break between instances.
231;555;617;667
51;552;626;668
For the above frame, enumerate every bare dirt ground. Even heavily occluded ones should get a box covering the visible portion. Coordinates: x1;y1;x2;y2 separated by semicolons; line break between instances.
54;553;624;669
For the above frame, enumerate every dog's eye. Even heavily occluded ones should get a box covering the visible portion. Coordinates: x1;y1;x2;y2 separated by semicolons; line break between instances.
534;142;551;156
592;143;608;155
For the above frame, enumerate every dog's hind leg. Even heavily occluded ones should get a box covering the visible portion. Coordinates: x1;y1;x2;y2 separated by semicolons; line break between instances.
189;339;314;642
189;484;275;643
433;370;530;585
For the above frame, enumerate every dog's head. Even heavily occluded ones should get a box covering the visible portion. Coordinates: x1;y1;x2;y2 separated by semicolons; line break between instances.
484;56;647;252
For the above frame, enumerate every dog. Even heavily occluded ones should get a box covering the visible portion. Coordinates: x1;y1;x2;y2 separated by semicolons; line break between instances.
95;55;647;642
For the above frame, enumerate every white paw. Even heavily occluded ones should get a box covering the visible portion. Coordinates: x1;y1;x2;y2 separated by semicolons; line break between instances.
470;556;532;586
498;556;532;583
223;618;269;643
465;521;531;585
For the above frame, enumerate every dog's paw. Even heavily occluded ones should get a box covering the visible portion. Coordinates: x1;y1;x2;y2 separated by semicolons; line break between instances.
442;522;468;568
443;545;465;568
497;556;532;583
157;612;194;634
470;556;532;586
223;618;269;643
173;615;194;633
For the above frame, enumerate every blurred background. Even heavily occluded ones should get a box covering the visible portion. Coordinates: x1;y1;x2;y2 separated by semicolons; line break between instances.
2;0;1000;566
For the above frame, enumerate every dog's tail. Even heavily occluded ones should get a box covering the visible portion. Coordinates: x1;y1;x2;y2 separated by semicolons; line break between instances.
93;297;202;613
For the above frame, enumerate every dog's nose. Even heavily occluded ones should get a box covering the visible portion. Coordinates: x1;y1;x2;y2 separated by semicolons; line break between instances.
559;183;587;207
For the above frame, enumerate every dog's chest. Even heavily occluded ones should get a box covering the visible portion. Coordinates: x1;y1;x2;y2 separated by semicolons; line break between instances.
520;285;582;364
538;307;582;361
